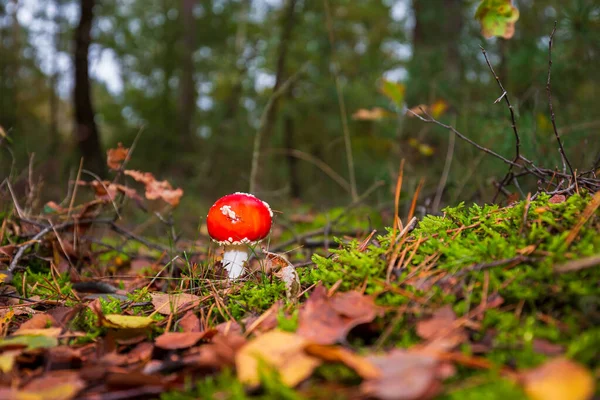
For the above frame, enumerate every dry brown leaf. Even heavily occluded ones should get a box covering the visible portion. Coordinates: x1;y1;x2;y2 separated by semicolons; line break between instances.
520;358;595;400
18;314;57;331
179;311;202;332
154;330;217;350
236;330;321;387
548;194;566;204
305;343;380;379
351;107;393;121
297;285;379;344
21;370;85;400
416;305;467;351
124;170;183;206
107;142;129;170
361;349;450;400
150;292;202;316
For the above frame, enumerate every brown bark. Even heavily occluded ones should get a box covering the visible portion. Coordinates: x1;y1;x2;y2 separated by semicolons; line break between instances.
178;0;196;143
73;0;105;176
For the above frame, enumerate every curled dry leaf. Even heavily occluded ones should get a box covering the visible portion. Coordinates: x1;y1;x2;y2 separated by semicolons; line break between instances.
154;329;217;350
361;349;452;400
19;370;85;400
124;169;184;206
304;344;380;380
102;314;154;330
520;358;595;400
107;142;129;170
352;107;393;121
236;330;321;387
416;305;467;351
151;292;202;316
266;252;301;302
297;285;380;345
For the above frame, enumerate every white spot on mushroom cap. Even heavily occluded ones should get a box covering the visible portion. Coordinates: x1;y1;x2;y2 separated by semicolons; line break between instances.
220;205;240;223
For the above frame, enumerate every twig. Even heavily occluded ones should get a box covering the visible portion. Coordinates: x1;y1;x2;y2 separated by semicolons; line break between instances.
454;255;537;278
249;63;308;194
324;0;357;201
546;21;575;179
68;158;84;218
554;254;600;274
481;46;521;163
8;226;53;272
5;180;25;219
407;108;521;168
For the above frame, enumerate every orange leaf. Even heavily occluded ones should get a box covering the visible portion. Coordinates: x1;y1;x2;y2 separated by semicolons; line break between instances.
106;142;129;170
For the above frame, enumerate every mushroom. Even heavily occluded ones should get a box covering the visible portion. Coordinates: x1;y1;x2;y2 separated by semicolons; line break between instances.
206;192;273;279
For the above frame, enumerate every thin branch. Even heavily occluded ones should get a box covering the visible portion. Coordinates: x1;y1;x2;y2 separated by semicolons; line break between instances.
249;63;308;194
324;0;357;201
407;108;521;168
546;21;575;179
480;46;521;163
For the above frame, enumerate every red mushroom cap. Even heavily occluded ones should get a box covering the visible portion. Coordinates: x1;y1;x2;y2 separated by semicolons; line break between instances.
206;192;273;245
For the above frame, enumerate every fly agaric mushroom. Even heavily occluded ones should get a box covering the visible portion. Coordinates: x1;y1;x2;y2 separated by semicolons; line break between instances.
206;192;273;279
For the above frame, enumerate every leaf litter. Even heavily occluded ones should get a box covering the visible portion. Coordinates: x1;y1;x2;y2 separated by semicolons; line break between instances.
0;145;597;399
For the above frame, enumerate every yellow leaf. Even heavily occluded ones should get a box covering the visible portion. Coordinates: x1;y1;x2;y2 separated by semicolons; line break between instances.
102;314;154;329
521;358;595;400
236;330;321;387
0;350;19;373
379;80;405;108
431;99;449;118
13;328;62;338
418;143;435;156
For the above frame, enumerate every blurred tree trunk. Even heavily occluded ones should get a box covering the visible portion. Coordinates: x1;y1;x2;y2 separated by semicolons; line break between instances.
49;0;62;153
178;0;196;143
284;111;301;199
407;0;463;105
256;0;298;191
73;0;105;176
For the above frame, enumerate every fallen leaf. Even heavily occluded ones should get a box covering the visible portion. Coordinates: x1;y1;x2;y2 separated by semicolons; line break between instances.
297;285;379;345
416;305;467;351
102;314;154;329
154;330;217;350
0;350;20;373
151;292;202;316
107;142;129;170
305;343;380;379
13;327;62;338
179;310;202;332
0;334;58;350
17;314;57;331
475;0;520;39
549;194;566;204
352;107;393;121
236;330;321;387
520;358;595;400
21;370;85;400
361;349;449;400
124;170;184;206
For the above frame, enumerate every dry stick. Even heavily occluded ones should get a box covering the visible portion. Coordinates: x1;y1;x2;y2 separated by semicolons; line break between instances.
266;148;351;192
323;0;357;201
67;157;84;219
480;46;522;201
8;226;53;273
546;21;575;180
407;109;521;168
249;63;308;194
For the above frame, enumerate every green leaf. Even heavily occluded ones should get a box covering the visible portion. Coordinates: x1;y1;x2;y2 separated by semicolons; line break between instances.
379;79;405;108
475;0;520;39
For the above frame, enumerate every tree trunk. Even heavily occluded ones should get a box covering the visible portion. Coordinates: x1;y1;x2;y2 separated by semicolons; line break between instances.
49;0;62;153
178;0;196;143
284;112;301;199
73;0;105;176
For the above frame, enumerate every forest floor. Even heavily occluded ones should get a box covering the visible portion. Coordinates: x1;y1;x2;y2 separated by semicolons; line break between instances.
0;182;598;399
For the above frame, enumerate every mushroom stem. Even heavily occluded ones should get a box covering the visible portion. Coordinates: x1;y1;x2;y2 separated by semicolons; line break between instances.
222;244;249;279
